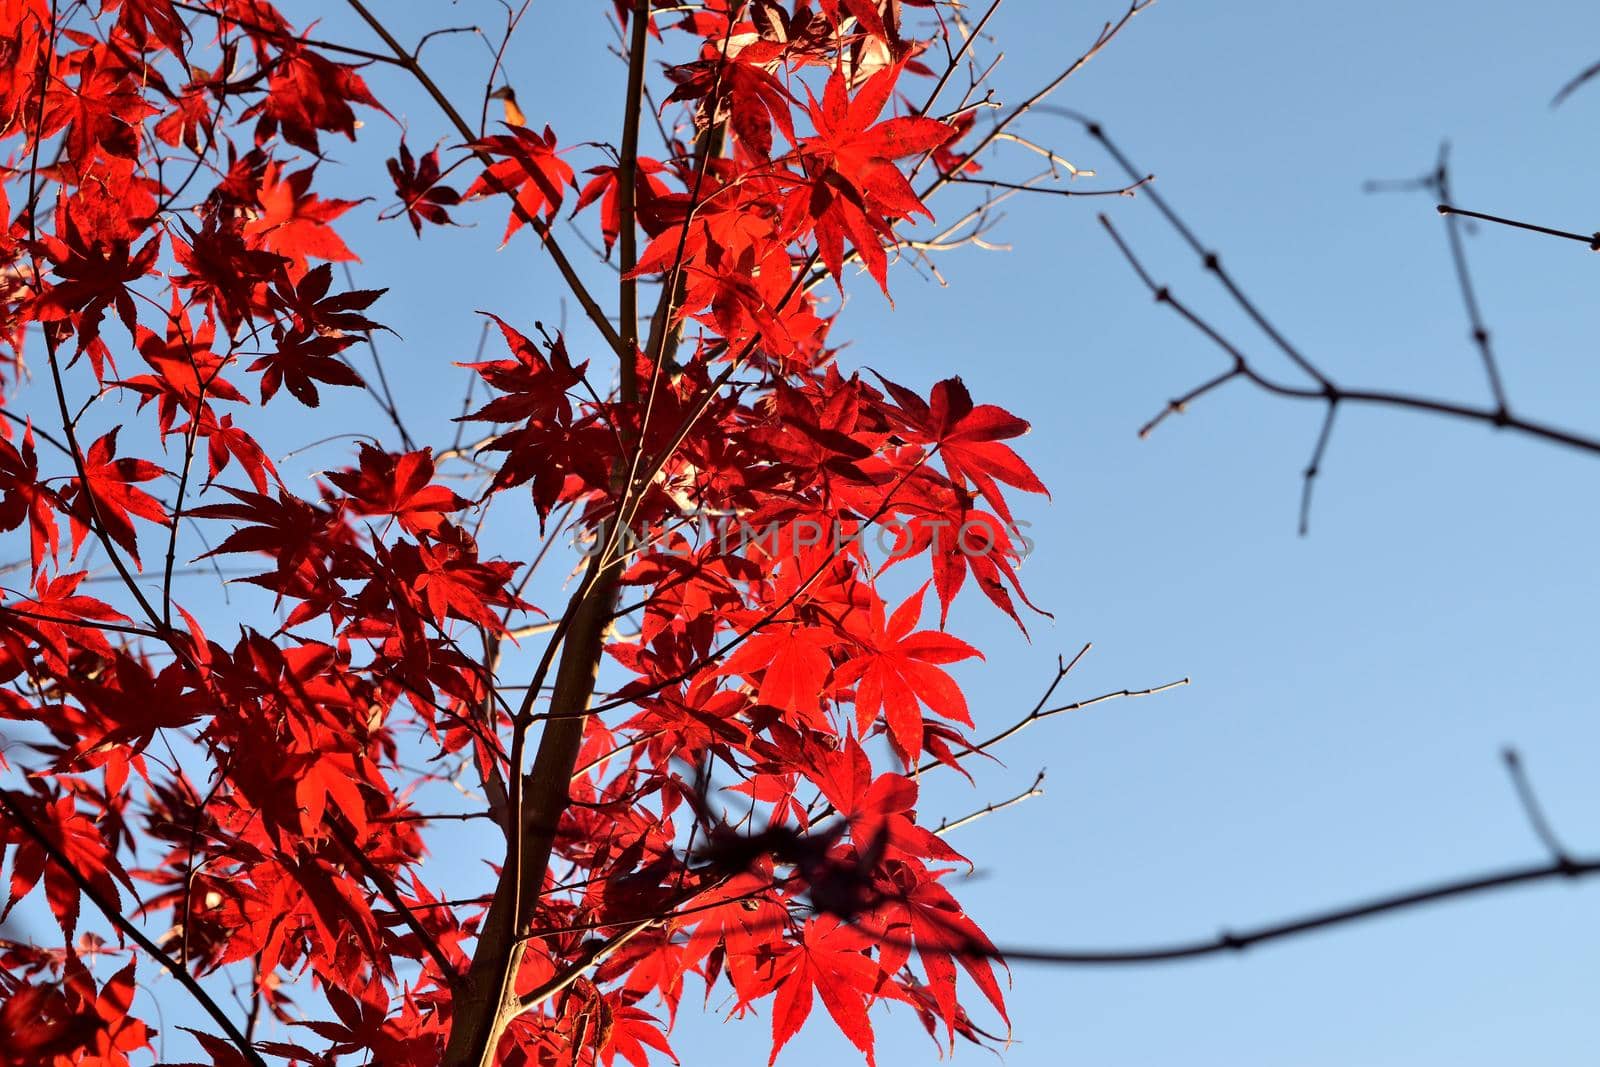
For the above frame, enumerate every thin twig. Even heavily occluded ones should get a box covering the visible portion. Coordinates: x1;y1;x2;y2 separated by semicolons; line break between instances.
1501;748;1571;863
1298;400;1338;537
934;771;1046;836
1431;153;1510;414
1365;147;1511;416
1437;204;1600;251
1085;147;1600;493
947;173;1152;199
917;672;1188;778
1552;57;1600;107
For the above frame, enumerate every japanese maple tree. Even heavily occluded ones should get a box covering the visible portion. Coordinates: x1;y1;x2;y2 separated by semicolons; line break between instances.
0;1;1151;1064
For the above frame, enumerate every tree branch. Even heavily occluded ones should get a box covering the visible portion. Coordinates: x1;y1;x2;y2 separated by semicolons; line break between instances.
1437;203;1600;250
953;853;1600;965
915;648;1188;777
934;771;1046;836
615;0;651;401
1065;115;1600;523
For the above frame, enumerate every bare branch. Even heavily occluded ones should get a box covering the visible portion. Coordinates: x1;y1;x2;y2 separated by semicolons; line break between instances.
615;0;652;402
1072;115;1600;510
1298;400;1338;537
926;852;1600;965
1437;203;1600;251
1501;748;1571;864
1552;57;1600;107
915;647;1188;778
935;771;1046;836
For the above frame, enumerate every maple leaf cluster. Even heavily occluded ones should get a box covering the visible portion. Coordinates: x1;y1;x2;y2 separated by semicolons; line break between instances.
0;2;1064;1065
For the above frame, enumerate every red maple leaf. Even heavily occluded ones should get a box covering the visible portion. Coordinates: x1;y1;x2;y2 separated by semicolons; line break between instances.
784;65;954;290
40;47;157;163
720;624;839;727
0;426;60;571
248;263;384;409
326;445;470;538
833;584;981;764
265;261;387;336
170;214;285;337
35;205;161;361
761;916;879;1067
0;570;129;673
247;44;384;153
574;157;675;255
387;531;525;630
863;873;1009;1050
117;301;245;438
248;327;364;407
459;315;586;425
807;738;966;871
817;0;893;44
597;998;676;1067
884;492;1043;630
464;123;577;243
386;139;462;235
199;410;280;494
66;427;167;568
244;162;362;279
931;111;981;176
458;315;609;521
110;0;190;56
877;374;1046;522
187;486;355;625
2;791;136;940
662;45;797;160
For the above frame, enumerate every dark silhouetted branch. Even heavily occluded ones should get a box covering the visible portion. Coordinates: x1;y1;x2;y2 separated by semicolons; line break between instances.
1501;748;1570;864
1552;58;1600;107
1058;115;1600;536
1298;400;1338;537
1439;173;1510;413
1370;145;1511;415
1437;204;1600;251
947;173;1154;199
945;852;1600;965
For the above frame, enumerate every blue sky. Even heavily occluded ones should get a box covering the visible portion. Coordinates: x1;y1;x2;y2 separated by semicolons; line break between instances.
18;0;1600;1063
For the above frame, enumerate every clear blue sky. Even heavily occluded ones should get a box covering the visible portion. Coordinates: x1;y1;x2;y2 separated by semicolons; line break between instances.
44;1;1600;1063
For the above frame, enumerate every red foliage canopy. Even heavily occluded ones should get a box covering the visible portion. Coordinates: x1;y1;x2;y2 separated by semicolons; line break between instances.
0;1;1122;1064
